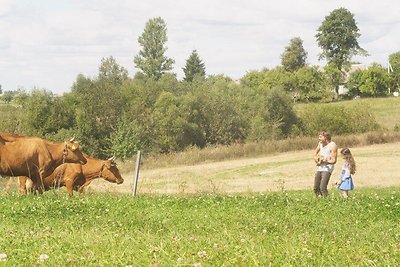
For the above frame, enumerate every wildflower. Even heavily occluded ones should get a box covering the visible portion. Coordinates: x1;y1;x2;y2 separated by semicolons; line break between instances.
39;254;49;261
262;229;267;234
0;253;7;261
197;250;207;258
193;262;202;267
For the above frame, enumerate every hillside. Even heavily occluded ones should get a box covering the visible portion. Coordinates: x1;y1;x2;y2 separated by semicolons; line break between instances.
295;96;400;130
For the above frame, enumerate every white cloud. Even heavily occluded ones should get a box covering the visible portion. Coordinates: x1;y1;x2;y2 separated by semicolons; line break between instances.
0;0;399;93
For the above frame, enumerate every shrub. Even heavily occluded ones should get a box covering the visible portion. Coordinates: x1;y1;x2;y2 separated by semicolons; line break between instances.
297;103;379;136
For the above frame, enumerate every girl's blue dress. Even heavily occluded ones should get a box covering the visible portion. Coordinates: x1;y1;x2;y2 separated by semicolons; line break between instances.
338;163;354;191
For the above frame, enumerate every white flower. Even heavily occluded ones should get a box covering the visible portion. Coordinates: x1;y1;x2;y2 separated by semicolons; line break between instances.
197;250;207;258
0;253;7;261
39;254;49;261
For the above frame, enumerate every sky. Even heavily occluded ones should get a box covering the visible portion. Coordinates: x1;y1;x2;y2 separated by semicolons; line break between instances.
0;0;399;94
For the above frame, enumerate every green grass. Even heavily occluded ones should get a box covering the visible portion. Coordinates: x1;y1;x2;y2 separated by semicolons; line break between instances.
1;189;399;266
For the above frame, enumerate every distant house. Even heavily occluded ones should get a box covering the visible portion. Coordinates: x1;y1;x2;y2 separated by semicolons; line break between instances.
338;64;367;95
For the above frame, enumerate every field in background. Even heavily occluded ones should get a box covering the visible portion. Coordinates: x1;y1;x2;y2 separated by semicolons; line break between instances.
3;138;400;195
81;141;400;195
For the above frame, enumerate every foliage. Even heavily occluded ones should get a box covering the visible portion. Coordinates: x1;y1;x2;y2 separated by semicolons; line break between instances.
388;51;400;91
0;104;23;133
293;66;332;102
0;190;399;265
108;115;144;160
240;69;268;88
98;56;129;86
316;7;367;69
281;37;308;72
183;50;206;82
191;76;247;145
19;89;74;137
297;102;379;136
69;58;126;157
316;7;368;95
133;17;175;80
347;64;390;97
152;92;200;152
260;67;294;92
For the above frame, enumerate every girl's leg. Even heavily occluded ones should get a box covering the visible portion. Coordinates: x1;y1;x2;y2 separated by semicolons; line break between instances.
342;190;349;198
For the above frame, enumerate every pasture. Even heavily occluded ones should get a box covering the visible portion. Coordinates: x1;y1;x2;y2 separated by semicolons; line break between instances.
1;97;400;265
1;142;400;265
88;142;400;195
0;189;399;266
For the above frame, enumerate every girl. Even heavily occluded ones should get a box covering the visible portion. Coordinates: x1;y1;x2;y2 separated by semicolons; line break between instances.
336;148;356;198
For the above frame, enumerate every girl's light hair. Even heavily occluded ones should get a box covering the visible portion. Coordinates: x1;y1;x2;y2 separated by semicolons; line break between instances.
341;147;356;174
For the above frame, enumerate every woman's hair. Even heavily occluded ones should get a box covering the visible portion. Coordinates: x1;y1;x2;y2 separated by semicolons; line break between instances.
341;147;356;174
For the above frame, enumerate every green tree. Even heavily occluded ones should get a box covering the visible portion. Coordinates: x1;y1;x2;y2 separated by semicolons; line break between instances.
388;51;400;91
294;66;331;102
183;50;206;82
347;64;390;97
359;64;390;97
134;17;175;80
281;37;308;72
69;58;126;157
316;7;368;95
98;56;129;86
20;89;74;136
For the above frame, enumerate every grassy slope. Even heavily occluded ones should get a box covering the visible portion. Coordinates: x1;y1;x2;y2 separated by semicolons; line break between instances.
295;96;400;130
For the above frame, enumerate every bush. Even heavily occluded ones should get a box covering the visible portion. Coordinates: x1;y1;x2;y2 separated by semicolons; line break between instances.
297;103;379;136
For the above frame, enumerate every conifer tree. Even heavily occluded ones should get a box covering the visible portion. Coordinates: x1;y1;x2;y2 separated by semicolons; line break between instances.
183;50;206;82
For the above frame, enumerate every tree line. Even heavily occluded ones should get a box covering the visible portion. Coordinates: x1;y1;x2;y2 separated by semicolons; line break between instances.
1;8;399;159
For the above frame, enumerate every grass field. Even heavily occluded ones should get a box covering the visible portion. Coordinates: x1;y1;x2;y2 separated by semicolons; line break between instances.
1;97;400;265
0;189;399;266
76;141;400;195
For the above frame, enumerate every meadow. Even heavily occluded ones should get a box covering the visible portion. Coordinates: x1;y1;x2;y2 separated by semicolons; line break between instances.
0;189;399;266
1;97;400;266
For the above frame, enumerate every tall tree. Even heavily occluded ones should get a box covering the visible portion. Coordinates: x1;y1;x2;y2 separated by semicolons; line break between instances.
316;7;368;95
280;37;307;72
183;50;206;82
134;17;175;80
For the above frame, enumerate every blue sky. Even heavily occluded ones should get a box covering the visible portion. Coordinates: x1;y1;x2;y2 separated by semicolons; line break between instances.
1;0;399;94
